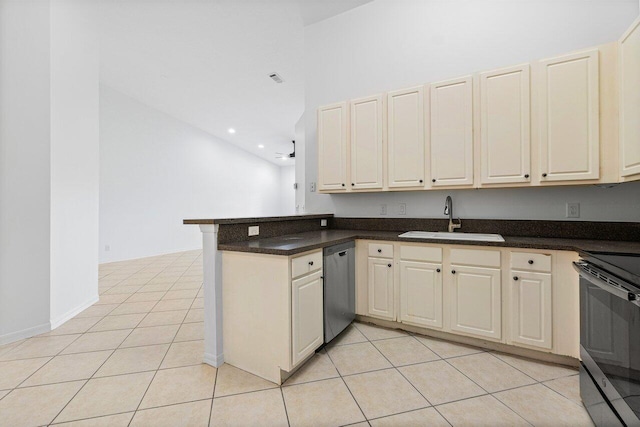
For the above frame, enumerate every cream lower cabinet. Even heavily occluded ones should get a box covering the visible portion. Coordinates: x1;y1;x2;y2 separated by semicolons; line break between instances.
367;257;395;321
449;264;502;340
359;241;579;359
222;250;324;384
399;260;443;328
510;270;552;350
291;270;324;366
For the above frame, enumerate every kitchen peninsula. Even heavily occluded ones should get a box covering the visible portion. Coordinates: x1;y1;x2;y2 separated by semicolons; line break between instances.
184;214;640;384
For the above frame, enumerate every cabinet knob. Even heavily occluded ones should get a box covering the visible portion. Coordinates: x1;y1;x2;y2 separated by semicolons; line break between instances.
341;183;345;187
528;260;534;265
542;173;547;178
378;249;382;253
451;270;456;274
432;179;436;183
387;263;392;268
513;276;519;281
419;179;423;183
308;261;314;266
436;268;441;273
524;174;530;179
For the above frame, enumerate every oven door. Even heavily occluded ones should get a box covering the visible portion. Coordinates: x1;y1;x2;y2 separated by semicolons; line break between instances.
577;261;640;426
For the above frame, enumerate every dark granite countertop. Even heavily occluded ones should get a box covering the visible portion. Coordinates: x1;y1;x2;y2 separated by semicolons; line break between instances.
183;214;333;225
217;229;640;256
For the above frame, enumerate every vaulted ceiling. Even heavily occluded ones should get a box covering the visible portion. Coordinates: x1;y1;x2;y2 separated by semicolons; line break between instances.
98;0;372;165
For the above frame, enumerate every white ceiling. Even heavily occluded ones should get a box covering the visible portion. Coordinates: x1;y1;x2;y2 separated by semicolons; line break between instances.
98;0;371;165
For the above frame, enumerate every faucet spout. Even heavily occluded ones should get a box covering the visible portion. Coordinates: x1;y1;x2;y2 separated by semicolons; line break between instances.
444;196;462;233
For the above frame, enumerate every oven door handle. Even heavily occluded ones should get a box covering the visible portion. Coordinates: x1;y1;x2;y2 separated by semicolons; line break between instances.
573;261;639;303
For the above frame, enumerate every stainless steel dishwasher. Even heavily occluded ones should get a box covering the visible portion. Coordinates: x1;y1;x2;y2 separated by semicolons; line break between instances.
323;241;355;343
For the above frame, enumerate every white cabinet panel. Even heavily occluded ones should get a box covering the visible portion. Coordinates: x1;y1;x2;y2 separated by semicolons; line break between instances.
367;257;395;321
318;102;348;191
292;270;324;366
510;271;552;350
429;76;473;187
400;261;443;329
450;265;501;340
480;65;531;184
387;86;425;188
538;50;599;182
619;18;640;179
351;94;384;189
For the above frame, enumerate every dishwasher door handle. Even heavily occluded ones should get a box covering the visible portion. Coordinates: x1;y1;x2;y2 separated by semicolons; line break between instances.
338;251;347;257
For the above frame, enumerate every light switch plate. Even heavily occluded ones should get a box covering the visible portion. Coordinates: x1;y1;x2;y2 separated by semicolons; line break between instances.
321;219;327;227
248;226;259;236
399;203;407;215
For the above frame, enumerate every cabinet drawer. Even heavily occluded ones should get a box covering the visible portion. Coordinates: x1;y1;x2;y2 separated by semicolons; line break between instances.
291;251;323;279
368;243;393;258
450;248;500;268
511;252;551;272
400;245;442;262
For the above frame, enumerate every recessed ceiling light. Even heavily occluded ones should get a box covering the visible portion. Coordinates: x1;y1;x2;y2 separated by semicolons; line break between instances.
228;128;236;134
281;157;287;161
258;144;264;148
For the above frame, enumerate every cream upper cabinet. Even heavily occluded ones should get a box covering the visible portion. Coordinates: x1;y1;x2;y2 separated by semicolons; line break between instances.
318;102;348;191
387;86;425;188
537;49;600;182
510;270;552;350
399;260;443;329
291;270;324;366
480;65;531;185
367;257;395;321
351;94;384;190
429;76;474;187
619;18;640;180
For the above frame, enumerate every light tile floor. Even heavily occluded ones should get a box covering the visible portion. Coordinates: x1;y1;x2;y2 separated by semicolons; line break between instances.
0;250;594;427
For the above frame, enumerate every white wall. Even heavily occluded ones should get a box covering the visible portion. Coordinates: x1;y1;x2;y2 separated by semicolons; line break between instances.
0;0;100;343
99;86;289;263
280;165;296;215
50;0;100;326
0;0;52;342
304;0;640;221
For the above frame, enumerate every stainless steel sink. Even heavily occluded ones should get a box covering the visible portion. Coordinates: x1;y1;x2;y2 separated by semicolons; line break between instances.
398;231;505;242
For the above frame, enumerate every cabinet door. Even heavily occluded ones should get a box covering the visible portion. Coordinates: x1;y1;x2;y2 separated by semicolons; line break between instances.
538;49;599;182
351;94;384;190
480;65;531;185
430;76;474;187
291;271;324;366
399;261;443;329
367;257;395;321
510;271;552;350
387;86;425;188
619;18;640;179
318;102;348;191
450;265;501;340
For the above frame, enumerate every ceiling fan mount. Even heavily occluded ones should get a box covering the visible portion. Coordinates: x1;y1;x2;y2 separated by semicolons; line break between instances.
275;140;295;159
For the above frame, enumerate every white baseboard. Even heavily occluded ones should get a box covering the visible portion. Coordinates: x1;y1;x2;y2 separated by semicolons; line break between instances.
204;352;224;367
0;322;51;346
50;295;99;330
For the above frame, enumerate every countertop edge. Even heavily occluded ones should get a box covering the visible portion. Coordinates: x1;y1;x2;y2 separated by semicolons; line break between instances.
183;213;333;225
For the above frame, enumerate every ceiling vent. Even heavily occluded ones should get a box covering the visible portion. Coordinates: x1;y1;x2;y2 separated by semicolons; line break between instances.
269;73;284;83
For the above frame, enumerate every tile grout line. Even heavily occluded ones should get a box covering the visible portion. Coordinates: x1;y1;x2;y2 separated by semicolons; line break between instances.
208;367;219;426
126;253;201;427
279;387;292;427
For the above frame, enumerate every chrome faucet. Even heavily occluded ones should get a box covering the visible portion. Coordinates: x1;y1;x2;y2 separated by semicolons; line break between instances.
444;196;462;233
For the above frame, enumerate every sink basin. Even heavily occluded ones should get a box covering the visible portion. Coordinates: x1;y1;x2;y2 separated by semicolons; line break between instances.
398;231;505;242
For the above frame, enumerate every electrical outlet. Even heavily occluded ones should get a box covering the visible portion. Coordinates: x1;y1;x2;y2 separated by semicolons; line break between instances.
566;202;580;218
310;182;316;192
321;219;327;227
248;226;260;236
380;204;387;215
399;203;407;215
105;245;110;252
